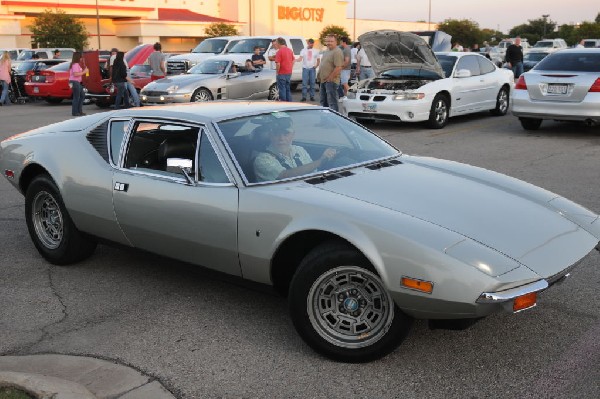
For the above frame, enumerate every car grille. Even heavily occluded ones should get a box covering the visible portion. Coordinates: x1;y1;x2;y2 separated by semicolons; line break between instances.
167;60;189;75
359;95;387;102
348;112;401;121
143;91;168;96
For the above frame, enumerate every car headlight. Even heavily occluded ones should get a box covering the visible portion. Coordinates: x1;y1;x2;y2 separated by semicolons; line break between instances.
393;93;425;101
346;91;356;100
166;85;179;94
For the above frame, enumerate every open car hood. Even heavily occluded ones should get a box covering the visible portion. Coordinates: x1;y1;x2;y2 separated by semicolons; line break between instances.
358;30;444;78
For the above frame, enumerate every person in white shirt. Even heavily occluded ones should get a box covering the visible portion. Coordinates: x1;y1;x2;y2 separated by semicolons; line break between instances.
355;47;374;81
576;39;585;48
296;38;320;101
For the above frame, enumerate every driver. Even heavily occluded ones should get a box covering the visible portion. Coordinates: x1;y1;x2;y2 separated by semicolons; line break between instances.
253;119;336;182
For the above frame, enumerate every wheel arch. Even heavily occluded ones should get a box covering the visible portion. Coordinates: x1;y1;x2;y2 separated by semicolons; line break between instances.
19;163;52;195
191;86;215;101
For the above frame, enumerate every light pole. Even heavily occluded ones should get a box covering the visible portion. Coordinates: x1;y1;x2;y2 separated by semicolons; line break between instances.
542;14;550;38
428;0;431;30
95;0;101;49
353;0;357;41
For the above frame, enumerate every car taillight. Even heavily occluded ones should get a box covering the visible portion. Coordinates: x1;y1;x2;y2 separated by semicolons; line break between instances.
25;70;34;82
589;78;600;93
41;71;55;83
515;76;527;90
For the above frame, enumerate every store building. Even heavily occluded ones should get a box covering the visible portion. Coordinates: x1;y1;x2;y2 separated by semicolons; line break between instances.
0;0;436;51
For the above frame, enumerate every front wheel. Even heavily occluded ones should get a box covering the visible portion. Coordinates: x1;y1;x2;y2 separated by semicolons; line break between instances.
289;242;413;362
520;117;542;130
25;174;97;265
191;88;213;102
426;94;449;129
490;87;509;116
268;83;279;101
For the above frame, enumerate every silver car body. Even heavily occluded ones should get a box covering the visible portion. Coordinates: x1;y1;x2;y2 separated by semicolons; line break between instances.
140;57;277;104
1;102;599;323
340;31;513;125
511;48;600;125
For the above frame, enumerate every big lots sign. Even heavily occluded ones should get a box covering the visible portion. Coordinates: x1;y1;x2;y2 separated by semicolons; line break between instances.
278;6;324;22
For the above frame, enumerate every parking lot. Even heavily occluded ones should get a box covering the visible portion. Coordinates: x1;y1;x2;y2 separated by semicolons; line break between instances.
1;98;599;398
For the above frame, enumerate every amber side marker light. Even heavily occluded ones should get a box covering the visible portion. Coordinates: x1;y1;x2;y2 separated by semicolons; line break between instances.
513;292;537;312
401;277;433;294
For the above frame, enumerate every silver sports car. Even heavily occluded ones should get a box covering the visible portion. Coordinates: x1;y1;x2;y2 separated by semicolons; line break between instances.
1;102;599;362
140;57;278;104
512;48;600;130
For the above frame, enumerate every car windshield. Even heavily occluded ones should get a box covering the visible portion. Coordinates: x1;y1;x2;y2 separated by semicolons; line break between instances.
192;39;229;54
435;55;458;78
535;52;600;72
17;51;37;61
533;41;553;48
524;52;549;62
217;109;399;184
188;59;230;74
14;61;36;72
226;38;271;54
49;62;70;72
130;64;151;76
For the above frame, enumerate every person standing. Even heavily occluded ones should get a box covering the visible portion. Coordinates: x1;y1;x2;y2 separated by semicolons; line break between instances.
317;34;344;111
267;39;279;70
112;51;130;109
275;37;294;102
576;39;585;48
506;37;524;78
355;46;374;81
148;42;166;81
251;46;266;70
0;51;12;106
339;36;352;96
69;52;89;116
297;38;320;101
53;49;61;59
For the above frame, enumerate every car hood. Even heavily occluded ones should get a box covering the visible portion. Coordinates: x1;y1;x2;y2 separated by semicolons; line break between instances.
313;157;599;277
144;74;220;89
358;30;445;78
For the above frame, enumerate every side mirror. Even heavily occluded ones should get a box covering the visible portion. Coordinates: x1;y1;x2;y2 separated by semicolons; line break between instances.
167;158;195;185
454;69;472;78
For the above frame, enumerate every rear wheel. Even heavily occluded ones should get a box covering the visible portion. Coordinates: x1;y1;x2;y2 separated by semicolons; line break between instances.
25;174;97;265
191;88;213;102
520;117;542;131
268;83;279;101
426;94;449;129
490;87;509;116
289;242;413;362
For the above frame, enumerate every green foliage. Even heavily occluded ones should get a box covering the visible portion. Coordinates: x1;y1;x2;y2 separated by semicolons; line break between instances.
509;17;557;44
29;9;89;50
318;25;351;45
437;19;483;48
204;23;239;38
596;12;600;24
480;28;505;45
576;22;600;42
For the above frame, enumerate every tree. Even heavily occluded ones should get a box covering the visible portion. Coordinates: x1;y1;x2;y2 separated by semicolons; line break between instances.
509;17;557;43
595;12;600;24
318;25;351;45
204;23;238;38
575;22;600;43
29;9;88;50
437;19;483;48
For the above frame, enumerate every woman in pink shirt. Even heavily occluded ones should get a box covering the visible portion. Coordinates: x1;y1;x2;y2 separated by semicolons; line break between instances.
0;51;12;106
69;52;89;116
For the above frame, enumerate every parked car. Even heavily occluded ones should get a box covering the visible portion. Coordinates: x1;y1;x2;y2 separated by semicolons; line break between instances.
340;30;513;128
511;48;600;130
496;38;531;57
532;38;568;53
84;44;155;107
0;48;29;60
167;36;238;74
140;57;278;104
1;102;599;362
129;64;152;91
583;39;600;48
522;51;550;72
16;48;75;61
11;59;65;98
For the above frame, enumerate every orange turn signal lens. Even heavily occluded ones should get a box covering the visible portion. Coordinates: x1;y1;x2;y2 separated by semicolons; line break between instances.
513;292;537;312
401;277;433;294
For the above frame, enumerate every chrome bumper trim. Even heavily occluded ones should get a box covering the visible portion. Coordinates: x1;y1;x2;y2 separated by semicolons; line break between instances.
476;279;549;304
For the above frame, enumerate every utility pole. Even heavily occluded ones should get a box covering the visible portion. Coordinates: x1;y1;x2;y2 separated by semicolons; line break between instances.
428;0;431;30
96;0;101;49
542;14;550;38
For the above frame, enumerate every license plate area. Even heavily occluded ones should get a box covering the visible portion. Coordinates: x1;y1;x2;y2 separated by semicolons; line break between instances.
544;83;568;95
33;86;39;93
362;102;377;112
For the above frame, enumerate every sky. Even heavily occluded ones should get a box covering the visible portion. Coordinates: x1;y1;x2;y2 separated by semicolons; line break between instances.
346;0;596;33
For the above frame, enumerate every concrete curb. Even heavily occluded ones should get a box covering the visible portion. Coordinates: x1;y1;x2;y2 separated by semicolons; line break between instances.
0;354;176;399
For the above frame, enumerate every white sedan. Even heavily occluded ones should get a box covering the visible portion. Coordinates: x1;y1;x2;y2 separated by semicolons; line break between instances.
340;31;514;129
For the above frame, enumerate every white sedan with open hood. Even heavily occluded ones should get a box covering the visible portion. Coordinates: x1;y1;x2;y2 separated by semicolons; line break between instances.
340;31;514;128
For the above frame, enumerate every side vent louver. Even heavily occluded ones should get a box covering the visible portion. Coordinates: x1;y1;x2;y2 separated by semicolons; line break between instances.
305;170;354;185
365;159;402;170
86;121;110;163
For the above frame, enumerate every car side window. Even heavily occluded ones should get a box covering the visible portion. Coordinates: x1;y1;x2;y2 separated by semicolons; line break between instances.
289;39;305;55
477;56;496;75
109;120;130;166
124;121;200;178
456;56;481;76
198;133;229;184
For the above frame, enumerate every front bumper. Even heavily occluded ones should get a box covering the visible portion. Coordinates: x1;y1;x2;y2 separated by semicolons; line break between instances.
512;90;600;122
140;92;193;104
340;94;431;122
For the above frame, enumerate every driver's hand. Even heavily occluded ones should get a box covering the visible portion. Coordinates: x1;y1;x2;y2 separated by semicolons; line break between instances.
320;148;337;162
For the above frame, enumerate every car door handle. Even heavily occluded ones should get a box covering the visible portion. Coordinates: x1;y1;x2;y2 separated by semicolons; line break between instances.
114;182;129;192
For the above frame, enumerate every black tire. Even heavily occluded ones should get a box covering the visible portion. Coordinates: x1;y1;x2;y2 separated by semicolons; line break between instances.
426;94;449;129
45;98;63;104
191;88;213;102
268;83;279;101
95;100;111;109
290;83;299;91
25;174;97;265
490;86;509;116
289;241;413;362
519;117;543;131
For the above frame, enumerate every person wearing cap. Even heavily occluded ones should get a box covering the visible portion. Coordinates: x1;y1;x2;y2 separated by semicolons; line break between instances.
253;118;337;182
53;49;61;59
297;38;320;102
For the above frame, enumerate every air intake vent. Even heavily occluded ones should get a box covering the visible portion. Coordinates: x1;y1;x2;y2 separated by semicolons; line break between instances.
365;159;403;170
86;121;109;163
305;170;354;185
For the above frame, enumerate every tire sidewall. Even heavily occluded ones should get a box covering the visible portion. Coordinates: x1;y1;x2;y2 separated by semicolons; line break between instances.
428;94;449;129
289;243;412;362
494;87;509;115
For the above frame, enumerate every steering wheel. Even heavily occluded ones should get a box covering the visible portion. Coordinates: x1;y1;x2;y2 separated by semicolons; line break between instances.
318;147;356;170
